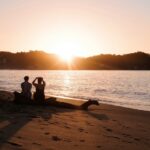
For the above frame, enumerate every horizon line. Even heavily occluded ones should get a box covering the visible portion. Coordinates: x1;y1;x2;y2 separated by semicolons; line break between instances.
0;49;149;58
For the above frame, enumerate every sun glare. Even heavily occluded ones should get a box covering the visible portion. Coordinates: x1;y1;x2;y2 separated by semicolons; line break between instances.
58;53;74;63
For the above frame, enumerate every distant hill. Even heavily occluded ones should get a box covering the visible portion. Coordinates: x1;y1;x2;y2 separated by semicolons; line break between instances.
85;52;150;70
0;51;150;70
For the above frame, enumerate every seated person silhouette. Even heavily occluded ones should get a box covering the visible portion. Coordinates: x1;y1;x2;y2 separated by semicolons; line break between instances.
14;76;99;110
14;76;32;103
32;77;46;103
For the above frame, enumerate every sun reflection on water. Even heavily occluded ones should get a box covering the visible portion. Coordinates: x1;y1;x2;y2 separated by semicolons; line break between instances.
63;73;70;86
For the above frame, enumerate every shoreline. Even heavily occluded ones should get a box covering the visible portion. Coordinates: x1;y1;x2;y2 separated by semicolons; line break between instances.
0;90;150;150
52;95;150;112
1;90;150;112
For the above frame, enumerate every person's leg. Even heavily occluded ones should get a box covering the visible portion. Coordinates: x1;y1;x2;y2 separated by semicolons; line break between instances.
33;92;45;105
14;91;33;105
33;92;38;101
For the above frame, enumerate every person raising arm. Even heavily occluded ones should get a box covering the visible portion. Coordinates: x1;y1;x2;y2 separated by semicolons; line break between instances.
32;77;46;103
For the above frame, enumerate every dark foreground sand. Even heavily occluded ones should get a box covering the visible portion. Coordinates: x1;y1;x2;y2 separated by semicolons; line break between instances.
0;91;150;150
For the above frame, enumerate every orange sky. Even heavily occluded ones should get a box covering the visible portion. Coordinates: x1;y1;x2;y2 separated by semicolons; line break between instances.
0;0;150;56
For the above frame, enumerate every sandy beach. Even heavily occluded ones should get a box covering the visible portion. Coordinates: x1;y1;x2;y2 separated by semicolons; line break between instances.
0;91;150;150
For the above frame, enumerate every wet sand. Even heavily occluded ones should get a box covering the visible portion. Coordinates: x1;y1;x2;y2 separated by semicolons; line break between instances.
0;91;150;150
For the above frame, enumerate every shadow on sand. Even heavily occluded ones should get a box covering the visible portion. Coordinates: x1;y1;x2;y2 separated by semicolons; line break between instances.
87;111;109;121
0;100;108;149
0;102;66;148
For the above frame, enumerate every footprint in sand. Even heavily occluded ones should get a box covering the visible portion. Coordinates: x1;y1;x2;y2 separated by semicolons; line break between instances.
86;122;94;126
103;127;112;132
32;142;41;146
112;119;117;122
97;145;102;148
80;139;85;142
127;141;133;144
122;133;131;137
78;128;84;132
52;136;61;141
106;128;112;132
134;138;140;141
104;135;120;140
7;141;22;147
64;126;71;129
122;125;130;129
45;132;50;135
64;139;72;143
50;122;58;125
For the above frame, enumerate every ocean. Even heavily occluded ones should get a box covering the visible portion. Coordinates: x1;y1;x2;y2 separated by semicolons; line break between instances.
0;70;150;111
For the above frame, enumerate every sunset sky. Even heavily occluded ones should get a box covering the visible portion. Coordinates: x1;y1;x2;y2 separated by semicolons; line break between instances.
0;0;150;56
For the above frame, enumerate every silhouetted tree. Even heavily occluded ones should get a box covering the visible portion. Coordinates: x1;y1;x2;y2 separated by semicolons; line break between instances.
0;51;150;70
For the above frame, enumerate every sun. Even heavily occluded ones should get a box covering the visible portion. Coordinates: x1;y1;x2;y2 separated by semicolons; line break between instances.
57;53;74;63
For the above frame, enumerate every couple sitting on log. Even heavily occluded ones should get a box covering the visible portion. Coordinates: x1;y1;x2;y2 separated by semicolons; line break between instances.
14;76;45;103
14;76;99;110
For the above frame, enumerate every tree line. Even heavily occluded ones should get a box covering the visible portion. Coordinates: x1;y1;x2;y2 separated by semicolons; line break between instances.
0;51;150;70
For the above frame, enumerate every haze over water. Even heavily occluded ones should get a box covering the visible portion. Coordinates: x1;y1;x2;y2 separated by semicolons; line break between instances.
0;70;150;111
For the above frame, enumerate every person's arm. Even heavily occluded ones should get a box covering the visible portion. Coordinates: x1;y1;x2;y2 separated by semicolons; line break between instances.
32;77;37;86
42;79;46;87
21;83;23;90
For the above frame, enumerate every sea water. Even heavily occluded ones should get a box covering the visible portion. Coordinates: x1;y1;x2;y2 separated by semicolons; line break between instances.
0;70;150;111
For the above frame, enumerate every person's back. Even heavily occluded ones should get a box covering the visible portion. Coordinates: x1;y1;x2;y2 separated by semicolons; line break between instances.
32;77;46;102
21;76;32;100
13;76;32;104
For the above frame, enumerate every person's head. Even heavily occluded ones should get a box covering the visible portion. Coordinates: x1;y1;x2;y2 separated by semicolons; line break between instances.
24;76;29;82
37;77;43;84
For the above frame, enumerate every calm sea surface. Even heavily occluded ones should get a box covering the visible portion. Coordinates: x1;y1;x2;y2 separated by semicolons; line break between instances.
0;70;150;111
